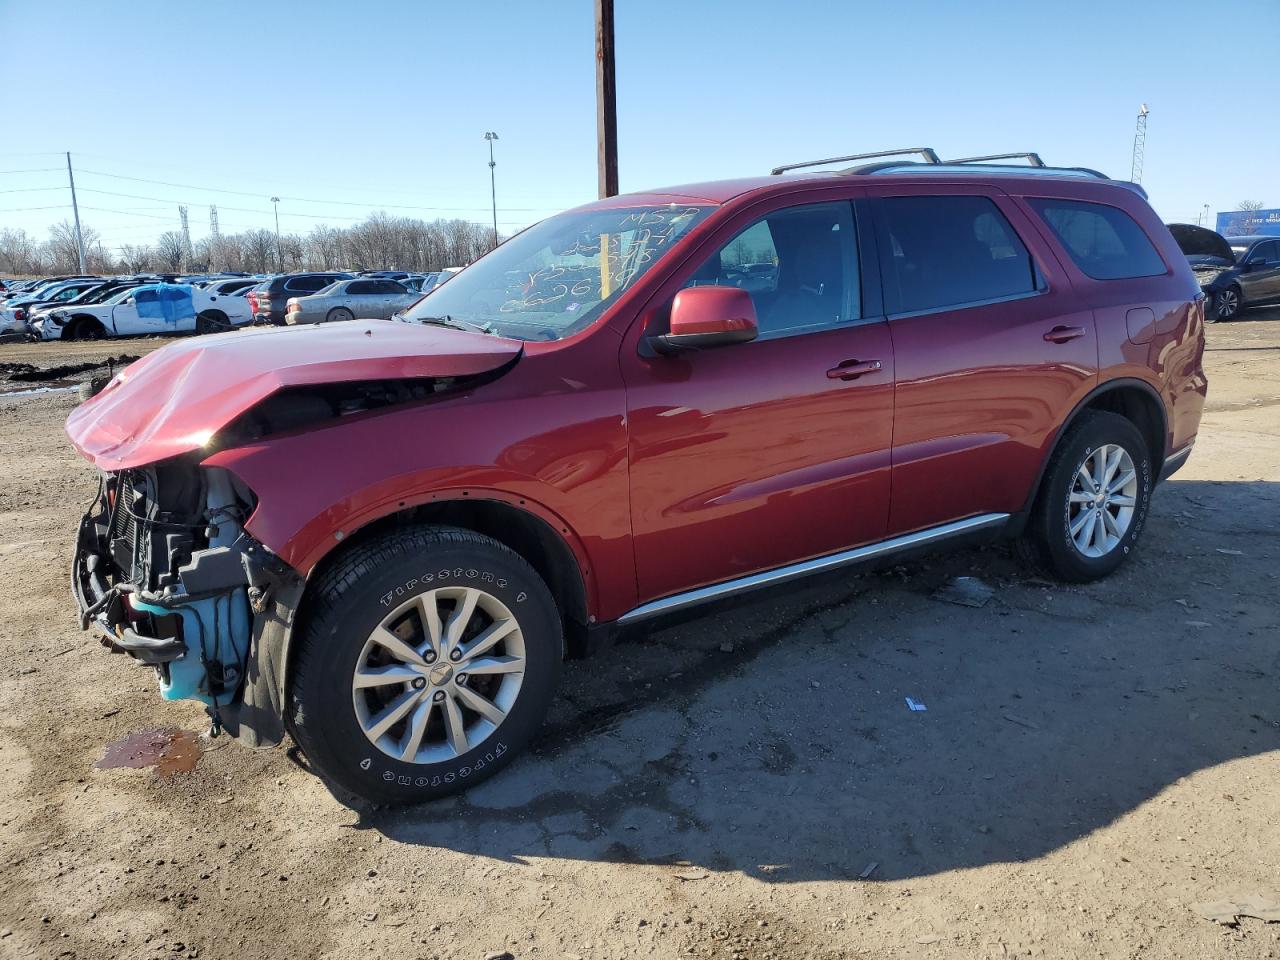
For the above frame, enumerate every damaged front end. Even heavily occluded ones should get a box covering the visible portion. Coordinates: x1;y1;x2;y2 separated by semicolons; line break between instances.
73;460;301;741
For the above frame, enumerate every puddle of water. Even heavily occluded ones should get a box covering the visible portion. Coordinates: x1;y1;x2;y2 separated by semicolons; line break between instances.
0;380;77;397
96;727;203;776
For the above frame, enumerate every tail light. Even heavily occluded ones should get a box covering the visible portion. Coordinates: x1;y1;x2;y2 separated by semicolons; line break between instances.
248;292;260;314
15;308;25;321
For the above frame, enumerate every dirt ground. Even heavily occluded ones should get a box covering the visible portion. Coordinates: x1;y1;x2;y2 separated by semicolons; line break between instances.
0;314;1277;960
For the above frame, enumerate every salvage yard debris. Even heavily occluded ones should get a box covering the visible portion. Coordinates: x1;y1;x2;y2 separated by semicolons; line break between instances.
1192;894;1280;926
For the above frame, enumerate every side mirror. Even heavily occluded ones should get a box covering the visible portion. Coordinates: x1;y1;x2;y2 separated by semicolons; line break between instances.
651;286;759;355
1246;256;1268;270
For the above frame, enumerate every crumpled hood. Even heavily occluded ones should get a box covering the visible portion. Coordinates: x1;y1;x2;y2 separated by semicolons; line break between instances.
66;321;522;470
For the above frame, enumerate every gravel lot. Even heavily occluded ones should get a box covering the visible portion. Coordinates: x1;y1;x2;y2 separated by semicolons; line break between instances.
0;315;1277;959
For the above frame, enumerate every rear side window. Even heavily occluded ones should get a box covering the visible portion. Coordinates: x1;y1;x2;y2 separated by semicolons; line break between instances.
878;195;1038;314
286;275;332;293
346;280;375;294
1029;198;1166;280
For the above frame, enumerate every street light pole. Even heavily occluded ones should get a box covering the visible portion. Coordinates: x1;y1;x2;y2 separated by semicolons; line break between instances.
270;196;282;271
483;132;499;247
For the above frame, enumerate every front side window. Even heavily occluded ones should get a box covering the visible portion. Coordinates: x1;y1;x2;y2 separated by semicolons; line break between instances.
680;201;858;337
879;195;1038;313
403;204;712;341
1029;198;1166;280
1249;241;1277;264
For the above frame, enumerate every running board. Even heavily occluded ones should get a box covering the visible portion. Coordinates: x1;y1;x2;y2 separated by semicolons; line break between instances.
616;513;1010;625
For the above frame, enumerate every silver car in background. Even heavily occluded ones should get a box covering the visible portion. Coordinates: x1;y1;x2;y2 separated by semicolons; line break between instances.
284;277;421;325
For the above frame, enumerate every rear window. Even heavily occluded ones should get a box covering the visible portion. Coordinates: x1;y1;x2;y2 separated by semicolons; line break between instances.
1029;199;1166;280
878;195;1038;314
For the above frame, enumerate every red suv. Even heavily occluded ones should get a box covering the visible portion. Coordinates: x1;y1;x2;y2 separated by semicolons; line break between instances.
67;149;1206;803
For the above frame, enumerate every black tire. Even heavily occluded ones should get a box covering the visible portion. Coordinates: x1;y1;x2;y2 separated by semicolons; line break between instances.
64;317;105;341
1017;411;1153;583
1210;284;1242;322
196;310;231;335
289;525;563;804
325;307;355;324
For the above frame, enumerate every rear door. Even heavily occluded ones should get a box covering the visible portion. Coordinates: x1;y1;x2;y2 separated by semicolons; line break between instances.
867;185;1097;534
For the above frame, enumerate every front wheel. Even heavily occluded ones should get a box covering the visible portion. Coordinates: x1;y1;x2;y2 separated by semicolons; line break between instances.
1210;285;1242;322
1018;411;1153;583
289;526;563;804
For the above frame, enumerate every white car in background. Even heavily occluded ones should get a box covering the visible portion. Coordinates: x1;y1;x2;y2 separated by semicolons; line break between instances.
32;283;253;340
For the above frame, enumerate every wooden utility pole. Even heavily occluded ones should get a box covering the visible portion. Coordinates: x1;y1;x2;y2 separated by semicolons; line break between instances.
595;0;618;198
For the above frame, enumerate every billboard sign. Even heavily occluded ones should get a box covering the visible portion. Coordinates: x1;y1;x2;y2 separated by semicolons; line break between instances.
1216;208;1280;237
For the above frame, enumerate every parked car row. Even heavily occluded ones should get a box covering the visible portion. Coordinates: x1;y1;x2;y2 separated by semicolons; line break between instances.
0;268;456;340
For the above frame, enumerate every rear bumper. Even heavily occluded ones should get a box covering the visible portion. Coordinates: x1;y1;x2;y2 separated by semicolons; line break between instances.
1158;443;1194;483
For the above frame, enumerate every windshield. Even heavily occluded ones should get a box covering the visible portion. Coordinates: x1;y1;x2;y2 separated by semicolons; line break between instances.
102;286;141;304
402;204;712;340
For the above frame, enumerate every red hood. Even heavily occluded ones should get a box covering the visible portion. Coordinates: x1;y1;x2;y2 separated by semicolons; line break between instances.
66;321;522;470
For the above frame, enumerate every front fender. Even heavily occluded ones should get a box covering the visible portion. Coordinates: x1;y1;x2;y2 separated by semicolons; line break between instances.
201;385;635;622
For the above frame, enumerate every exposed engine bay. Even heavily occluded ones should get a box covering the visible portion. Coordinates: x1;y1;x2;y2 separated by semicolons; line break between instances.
73;460;291;728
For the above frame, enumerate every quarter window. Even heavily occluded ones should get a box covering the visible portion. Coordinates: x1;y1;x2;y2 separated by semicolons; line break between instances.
681;201;858;337
878;195;1038;314
1030;198;1166;280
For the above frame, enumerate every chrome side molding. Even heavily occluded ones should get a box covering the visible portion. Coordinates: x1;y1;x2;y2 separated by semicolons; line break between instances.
616;513;1011;625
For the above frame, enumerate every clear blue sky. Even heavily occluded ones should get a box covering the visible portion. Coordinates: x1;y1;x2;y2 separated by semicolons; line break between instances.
2;0;1276;254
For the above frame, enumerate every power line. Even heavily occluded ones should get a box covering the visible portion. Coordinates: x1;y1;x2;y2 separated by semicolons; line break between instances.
74;167;556;212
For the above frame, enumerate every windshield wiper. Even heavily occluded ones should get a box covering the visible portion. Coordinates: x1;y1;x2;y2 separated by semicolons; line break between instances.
417;315;496;335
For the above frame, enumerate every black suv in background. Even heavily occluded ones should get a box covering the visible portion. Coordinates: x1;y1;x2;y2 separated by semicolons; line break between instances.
247;272;353;324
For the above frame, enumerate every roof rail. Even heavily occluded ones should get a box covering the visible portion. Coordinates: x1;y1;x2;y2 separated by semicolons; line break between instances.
946;152;1045;167
770;147;941;176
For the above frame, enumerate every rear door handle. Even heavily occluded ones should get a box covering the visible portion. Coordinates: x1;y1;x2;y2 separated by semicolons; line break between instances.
826;359;883;380
1044;325;1087;343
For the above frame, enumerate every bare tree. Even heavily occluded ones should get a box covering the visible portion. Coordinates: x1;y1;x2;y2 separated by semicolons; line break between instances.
1233;200;1266;235
155;232;186;271
47;220;101;273
241;230;276;273
0;228;44;274
117;244;152;273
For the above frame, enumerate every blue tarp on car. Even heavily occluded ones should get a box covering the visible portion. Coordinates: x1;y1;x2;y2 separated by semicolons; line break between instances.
135;285;194;325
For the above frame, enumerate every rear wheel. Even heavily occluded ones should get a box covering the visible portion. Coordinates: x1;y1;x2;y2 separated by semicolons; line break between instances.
1018;411;1153;582
289;526;563;804
196;309;232;335
325;307;355;324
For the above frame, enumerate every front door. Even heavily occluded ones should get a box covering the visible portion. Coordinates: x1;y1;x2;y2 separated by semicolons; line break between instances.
1240;239;1280;304
622;198;895;604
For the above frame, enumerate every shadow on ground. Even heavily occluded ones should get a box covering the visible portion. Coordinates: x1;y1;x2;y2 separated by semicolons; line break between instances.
346;479;1279;883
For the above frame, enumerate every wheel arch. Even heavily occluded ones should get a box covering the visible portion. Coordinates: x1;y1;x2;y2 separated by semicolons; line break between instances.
1013;377;1168;530
297;494;593;659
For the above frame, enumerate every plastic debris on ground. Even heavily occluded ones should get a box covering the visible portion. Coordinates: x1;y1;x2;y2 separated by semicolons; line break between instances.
1192;894;1280;926
905;697;928;712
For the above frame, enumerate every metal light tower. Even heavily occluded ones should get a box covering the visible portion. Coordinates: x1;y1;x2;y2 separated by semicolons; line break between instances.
1130;103;1149;184
270;196;282;270
483;132;499;247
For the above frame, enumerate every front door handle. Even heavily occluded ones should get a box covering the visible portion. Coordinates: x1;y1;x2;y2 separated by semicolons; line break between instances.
826;358;883;380
1044;325;1087;344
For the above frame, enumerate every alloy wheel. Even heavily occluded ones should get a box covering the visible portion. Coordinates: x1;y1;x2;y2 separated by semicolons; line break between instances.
1067;444;1138;558
351;586;525;764
1217;288;1239;320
